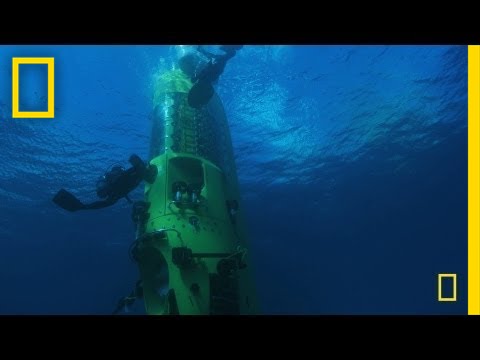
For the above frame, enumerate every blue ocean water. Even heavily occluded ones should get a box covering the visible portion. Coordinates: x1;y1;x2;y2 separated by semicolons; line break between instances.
0;45;467;314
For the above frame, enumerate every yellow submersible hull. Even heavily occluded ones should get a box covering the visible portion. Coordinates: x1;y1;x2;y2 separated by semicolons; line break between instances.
131;69;258;315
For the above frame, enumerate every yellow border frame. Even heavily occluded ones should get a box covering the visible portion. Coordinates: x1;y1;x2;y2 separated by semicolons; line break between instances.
438;274;457;301
468;45;480;315
12;57;55;118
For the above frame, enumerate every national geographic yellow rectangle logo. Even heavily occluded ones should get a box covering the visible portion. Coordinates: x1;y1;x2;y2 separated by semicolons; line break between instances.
12;57;54;118
438;274;457;302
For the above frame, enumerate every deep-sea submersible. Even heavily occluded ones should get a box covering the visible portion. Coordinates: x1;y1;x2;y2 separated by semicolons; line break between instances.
128;47;259;315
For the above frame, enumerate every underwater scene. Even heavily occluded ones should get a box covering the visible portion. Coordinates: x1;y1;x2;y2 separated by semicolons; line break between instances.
0;45;467;314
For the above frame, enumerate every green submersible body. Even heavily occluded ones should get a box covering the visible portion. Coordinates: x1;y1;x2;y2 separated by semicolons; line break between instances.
130;67;259;315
